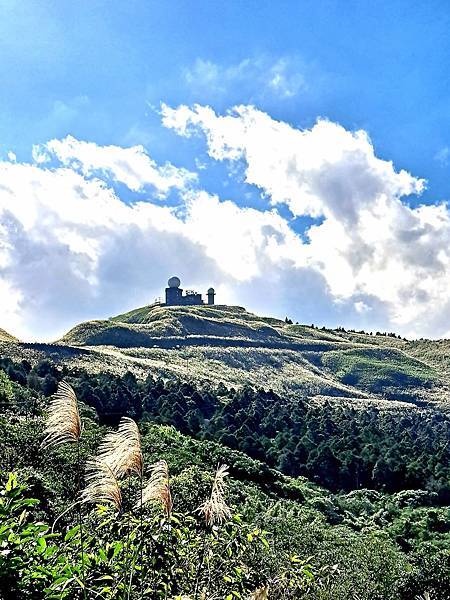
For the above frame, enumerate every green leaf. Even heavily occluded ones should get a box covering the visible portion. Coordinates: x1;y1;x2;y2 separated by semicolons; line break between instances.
5;473;17;492
260;536;270;549
64;525;80;541
96;575;114;582
98;548;107;562
113;541;123;558
37;537;47;552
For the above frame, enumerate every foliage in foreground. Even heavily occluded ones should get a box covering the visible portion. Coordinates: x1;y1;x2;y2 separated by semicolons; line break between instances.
0;362;449;598
1;415;449;599
0;471;336;599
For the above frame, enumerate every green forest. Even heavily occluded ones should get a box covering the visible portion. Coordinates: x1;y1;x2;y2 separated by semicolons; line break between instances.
0;354;449;599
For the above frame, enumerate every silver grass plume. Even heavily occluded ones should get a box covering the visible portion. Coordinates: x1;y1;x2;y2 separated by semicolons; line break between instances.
138;459;172;516
80;457;122;511
97;416;143;479
169;595;211;600
250;587;269;599
197;464;231;526
41;380;81;449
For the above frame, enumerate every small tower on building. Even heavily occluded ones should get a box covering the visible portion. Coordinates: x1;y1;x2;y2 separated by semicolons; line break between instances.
207;287;215;305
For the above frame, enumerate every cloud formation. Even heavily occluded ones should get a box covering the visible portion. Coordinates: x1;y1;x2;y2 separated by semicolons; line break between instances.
33;135;196;195
183;57;306;101
1;107;450;341
0;138;309;340
162;104;450;338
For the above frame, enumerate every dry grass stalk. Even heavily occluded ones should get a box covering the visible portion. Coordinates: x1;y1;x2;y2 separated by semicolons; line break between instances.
138;459;172;516
197;464;231;526
250;587;269;599
97;416;143;479
80;457;122;511
168;593;226;599
169;594;213;600
41;380;81;449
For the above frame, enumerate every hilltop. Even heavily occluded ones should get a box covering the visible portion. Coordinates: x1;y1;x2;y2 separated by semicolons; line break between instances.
0;303;436;407
60;303;289;346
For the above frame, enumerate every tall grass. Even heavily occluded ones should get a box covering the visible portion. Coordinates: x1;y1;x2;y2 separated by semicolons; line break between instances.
195;464;231;598
41;401;250;598
41;380;85;596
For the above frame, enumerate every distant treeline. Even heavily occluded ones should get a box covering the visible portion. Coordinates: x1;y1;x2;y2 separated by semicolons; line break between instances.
285;318;406;339
1;355;449;501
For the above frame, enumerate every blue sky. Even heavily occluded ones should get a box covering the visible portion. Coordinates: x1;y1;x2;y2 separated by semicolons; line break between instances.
2;0;450;339
2;0;450;206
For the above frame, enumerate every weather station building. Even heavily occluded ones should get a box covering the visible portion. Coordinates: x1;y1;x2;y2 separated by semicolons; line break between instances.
165;276;215;306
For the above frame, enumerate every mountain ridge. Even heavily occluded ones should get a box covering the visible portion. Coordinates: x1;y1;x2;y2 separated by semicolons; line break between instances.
0;303;448;407
0;303;436;408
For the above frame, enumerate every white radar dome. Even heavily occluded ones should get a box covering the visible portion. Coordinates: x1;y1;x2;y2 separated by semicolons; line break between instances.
168;276;181;288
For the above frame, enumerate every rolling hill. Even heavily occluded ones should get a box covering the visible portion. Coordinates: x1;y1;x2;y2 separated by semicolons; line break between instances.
0;302;445;408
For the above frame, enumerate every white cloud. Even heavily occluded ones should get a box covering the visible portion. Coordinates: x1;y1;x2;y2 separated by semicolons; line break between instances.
0;157;210;340
354;300;371;314
183;56;306;101
33;135;196;195
182;190;306;281
162;103;450;338
161;104;424;218
266;58;306;99
435;146;450;166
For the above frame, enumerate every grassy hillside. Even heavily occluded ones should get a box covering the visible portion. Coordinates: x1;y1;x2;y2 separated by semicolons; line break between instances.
60;303;411;349
53;303;445;406
0;303;447;407
1;339;449;598
61;304;293;346
0;327;18;342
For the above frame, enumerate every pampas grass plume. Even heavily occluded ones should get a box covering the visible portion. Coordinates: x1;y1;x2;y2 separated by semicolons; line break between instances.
197;464;231;526
251;586;269;599
97;416;143;479
80;457;122;511
41;380;81;449
138;459;172;516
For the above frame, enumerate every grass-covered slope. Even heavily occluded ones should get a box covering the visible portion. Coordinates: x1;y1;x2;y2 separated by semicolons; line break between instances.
53;303;446;406
61;304;288;346
0;303;443;406
0;327;18;342
322;347;437;395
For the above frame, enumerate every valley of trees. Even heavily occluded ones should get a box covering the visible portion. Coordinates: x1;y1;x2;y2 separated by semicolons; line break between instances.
1;354;449;598
3;355;449;499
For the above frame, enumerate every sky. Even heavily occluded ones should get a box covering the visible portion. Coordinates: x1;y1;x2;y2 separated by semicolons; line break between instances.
2;0;450;340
